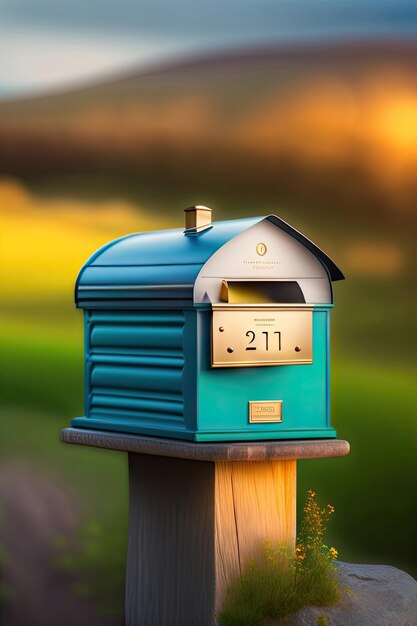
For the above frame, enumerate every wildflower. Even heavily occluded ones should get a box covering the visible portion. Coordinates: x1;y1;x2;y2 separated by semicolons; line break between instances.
329;547;338;560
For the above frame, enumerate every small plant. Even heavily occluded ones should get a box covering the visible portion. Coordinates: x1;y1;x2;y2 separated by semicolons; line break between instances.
218;490;340;626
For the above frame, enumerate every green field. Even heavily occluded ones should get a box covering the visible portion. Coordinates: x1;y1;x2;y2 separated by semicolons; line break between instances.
1;175;416;610
1;306;416;589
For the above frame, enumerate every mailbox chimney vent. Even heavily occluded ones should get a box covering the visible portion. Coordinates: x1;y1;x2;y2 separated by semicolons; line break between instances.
184;205;212;234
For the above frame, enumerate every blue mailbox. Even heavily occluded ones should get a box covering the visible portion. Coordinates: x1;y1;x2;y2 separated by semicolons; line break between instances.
72;206;344;442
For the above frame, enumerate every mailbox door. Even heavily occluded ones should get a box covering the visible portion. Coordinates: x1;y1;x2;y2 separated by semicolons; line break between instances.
196;305;334;441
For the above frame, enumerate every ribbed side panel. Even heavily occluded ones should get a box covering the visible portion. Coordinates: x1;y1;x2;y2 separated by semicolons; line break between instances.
86;310;186;430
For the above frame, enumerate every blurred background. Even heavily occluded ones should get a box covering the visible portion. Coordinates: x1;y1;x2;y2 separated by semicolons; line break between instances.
1;1;416;624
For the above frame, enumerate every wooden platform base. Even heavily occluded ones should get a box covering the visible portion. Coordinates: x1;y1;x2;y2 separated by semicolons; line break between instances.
60;429;349;626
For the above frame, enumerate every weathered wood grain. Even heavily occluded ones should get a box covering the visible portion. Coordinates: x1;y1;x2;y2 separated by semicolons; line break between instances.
126;454;297;625
126;454;215;626
214;460;296;614
213;462;241;614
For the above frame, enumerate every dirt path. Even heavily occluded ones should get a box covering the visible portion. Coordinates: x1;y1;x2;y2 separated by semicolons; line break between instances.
0;460;122;626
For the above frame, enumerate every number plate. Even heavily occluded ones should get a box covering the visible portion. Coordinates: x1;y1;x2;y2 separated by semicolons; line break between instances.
211;306;313;368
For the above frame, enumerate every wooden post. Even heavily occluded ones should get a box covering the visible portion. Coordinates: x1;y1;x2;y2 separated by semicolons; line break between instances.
214;460;296;616
125;455;296;625
60;429;349;626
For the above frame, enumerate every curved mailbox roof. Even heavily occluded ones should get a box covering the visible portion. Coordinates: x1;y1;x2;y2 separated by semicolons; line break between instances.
75;215;343;308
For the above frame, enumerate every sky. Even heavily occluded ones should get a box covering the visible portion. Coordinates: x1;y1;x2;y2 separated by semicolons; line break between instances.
1;0;417;98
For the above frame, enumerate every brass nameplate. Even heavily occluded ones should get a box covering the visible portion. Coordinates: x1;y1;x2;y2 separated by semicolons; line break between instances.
249;401;282;423
211;306;313;368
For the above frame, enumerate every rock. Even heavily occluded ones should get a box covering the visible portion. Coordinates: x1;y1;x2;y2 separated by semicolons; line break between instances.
273;562;417;626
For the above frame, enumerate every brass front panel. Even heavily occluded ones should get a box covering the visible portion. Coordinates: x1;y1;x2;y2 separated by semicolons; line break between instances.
211;306;313;367
249;401;282;423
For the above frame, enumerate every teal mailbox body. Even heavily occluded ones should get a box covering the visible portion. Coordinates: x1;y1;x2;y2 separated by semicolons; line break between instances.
72;209;344;442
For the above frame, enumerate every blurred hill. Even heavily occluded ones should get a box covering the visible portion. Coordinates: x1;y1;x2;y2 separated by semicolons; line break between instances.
1;40;417;237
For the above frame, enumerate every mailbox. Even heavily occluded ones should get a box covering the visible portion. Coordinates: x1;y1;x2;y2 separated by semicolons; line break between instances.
72;206;344;442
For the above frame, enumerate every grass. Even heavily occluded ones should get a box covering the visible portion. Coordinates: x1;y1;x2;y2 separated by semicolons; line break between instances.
298;359;417;577
218;491;340;626
0;313;128;520
1;326;416;539
0;313;128;614
0;304;416;617
219;552;339;626
53;516;127;616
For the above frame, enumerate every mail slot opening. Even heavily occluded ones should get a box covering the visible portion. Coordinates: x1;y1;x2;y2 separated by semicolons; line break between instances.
220;280;305;304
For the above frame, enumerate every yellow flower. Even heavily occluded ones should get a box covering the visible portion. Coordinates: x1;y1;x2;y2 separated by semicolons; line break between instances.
329;547;338;559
